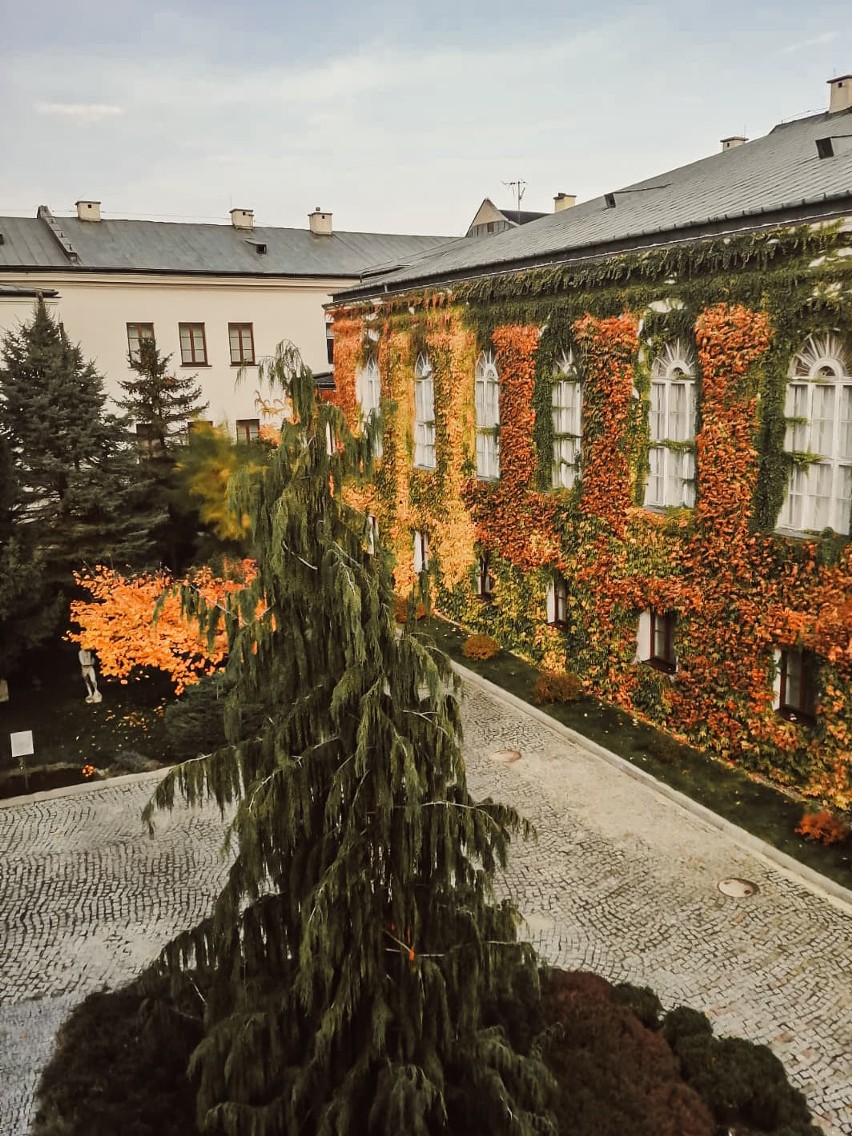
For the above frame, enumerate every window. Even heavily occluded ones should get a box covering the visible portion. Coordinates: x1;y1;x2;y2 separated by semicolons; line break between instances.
778;334;852;535
126;323;154;364
552;349;583;489
475;350;500;479
356;358;382;457
235;418;260;443
644;341;696;509
179;322;207;365
367;514;378;556
326;320;334;365
476;553;494;601
228;323;255;365
413;530;430;574
775;647;817;721
414;354;436;469
545;573;568;627
637;610;677;672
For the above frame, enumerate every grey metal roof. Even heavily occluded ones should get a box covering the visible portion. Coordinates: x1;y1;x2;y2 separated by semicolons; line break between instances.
336;106;852;298
0;213;452;278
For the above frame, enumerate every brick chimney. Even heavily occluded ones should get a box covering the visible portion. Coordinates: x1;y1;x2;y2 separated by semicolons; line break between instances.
230;208;254;230
720;136;747;151
554;193;576;212
76;200;101;222
828;74;852;114
309;207;333;236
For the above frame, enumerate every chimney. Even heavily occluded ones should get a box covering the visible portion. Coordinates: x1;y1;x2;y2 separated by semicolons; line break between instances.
309;207;333;236
230;208;254;230
76;200;101;222
828;74;852;114
554;192;576;212
720;136;747;151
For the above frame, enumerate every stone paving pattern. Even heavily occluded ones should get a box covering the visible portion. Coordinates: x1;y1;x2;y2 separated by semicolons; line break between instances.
1;681;850;1135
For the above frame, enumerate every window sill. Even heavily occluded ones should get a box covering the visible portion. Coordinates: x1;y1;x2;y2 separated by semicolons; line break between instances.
776;706;817;726
413;463;437;472
775;525;849;543
475;594;494;605
231;361;256;367
181;362;210;367
476;475;501;483
547;620;568;631
644;657;677;675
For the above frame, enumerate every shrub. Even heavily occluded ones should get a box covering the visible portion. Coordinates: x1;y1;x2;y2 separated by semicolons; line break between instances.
612;982;663;1029
532;670;583;705
33;971;204;1136
796;808;850;846
393;595;427;624
462;633;501;661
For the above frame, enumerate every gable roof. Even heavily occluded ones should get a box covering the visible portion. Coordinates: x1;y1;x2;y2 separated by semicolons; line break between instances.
466;197;549;235
0;213;453;279
336;106;852;300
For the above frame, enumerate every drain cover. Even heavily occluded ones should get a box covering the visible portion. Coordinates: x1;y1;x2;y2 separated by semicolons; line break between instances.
490;749;522;764
718;877;759;898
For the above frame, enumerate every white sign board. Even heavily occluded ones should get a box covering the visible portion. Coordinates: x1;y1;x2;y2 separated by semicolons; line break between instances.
10;731;34;759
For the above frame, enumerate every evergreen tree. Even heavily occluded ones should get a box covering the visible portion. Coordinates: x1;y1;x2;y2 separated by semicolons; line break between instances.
118;337;208;457
117;338;209;568
0;435;60;687
0;300;161;582
146;343;553;1135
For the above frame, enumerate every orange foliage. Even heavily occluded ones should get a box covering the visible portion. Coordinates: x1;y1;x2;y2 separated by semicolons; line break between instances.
796;808;850;846
68;561;257;693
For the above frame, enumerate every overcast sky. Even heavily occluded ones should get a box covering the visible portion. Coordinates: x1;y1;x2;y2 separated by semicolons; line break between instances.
1;0;850;235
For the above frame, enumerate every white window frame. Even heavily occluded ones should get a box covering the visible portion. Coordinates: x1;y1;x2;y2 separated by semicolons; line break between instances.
636;609;677;672
475;350;500;479
413;530;430;574
545;573;568;627
476;552;494;601
367;514;378;556
179;322;207;366
778;333;851;536
235;418;260;443
414;354;436;469
552;349;583;489
126;322;154;365
772;646;818;721
644;341;697;510
356;358;383;457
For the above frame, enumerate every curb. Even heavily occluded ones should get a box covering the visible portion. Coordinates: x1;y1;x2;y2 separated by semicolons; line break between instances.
0;766;169;809
453;661;852;913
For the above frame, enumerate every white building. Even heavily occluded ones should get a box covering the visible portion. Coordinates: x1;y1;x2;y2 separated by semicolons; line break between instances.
0;203;450;436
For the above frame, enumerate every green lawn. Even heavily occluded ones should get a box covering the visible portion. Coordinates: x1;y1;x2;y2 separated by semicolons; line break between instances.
1;641;172;779
419;616;852;891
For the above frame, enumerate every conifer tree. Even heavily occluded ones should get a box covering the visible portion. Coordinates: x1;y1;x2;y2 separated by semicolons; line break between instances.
117;337;209;567
146;343;553;1136
0;435;59;688
0;300;160;582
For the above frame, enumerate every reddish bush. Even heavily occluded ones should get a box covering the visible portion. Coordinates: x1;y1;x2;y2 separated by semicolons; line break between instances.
462;633;501;661
532;669;583;705
393;596;427;624
796;808;850;846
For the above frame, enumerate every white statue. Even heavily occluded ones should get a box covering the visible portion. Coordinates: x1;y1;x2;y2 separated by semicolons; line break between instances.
78;649;102;704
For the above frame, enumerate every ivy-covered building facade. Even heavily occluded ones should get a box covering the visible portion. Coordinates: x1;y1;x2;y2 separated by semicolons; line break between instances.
329;76;852;808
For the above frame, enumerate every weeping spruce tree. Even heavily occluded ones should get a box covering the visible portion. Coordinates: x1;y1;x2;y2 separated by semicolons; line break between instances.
145;344;553;1136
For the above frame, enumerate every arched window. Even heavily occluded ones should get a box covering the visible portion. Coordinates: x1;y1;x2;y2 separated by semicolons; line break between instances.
552;349;582;489
778;334;851;535
475;350;500;479
413;354;436;469
356;357;382;457
644;341;696;509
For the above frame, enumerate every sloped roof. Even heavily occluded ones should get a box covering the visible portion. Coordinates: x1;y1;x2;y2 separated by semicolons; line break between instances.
0;214;453;278
336;106;852;299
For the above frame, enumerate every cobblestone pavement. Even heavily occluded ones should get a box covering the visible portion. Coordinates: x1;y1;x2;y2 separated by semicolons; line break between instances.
1;684;851;1135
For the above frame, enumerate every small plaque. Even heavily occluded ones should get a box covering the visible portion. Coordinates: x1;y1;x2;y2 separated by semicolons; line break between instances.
10;731;34;759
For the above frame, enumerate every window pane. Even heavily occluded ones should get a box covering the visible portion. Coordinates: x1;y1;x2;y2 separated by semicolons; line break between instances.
810;385;834;455
646;446;664;505
649;383;665;441
840;386;852;460
836;464;851;536
812;462;833;530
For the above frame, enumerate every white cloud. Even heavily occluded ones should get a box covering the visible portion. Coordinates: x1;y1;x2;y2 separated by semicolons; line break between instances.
778;31;837;54
35;102;124;123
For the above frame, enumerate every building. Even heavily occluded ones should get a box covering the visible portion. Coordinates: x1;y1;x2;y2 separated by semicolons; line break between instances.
465;196;553;238
0;204;451;435
328;75;852;804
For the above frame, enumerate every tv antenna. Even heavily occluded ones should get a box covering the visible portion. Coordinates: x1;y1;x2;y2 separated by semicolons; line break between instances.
502;179;527;224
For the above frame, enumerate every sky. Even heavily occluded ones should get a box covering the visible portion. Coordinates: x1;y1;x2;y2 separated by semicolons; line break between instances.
1;0;851;236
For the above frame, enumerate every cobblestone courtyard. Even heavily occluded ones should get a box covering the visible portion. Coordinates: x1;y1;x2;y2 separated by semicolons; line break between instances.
1;676;850;1135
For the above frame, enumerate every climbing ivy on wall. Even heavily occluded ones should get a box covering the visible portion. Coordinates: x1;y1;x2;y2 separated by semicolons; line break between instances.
329;222;852;808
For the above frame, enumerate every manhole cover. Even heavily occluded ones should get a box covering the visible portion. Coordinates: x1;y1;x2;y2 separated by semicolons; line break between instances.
718;877;759;898
490;749;522;764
